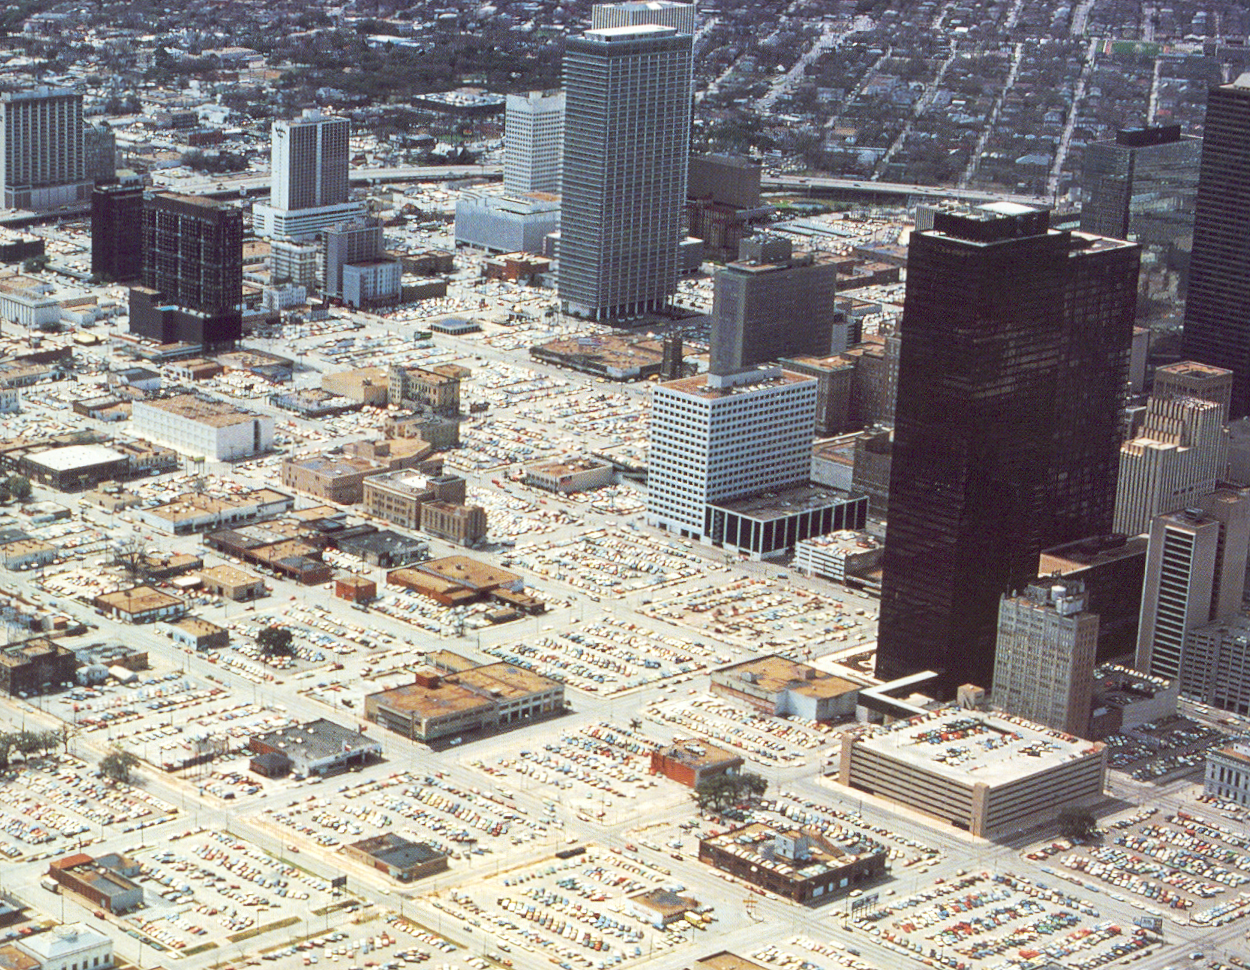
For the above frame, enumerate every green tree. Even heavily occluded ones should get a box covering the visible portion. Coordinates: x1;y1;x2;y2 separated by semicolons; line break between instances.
257;625;295;657
692;771;768;812
99;747;140;785
14;731;44;759
0;732;16;770
5;475;30;501
1057;806;1098;842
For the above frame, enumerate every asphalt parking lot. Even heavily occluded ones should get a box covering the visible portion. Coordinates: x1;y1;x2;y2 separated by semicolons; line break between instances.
0;753;175;861
420;847;708;970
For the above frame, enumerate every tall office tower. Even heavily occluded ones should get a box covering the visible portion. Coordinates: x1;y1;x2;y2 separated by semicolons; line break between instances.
504;92;564;196
1048;233;1142;545
0;87;91;211
1039;534;1149;664
1183;76;1250;417
558;25;693;320
686;154;766;262
709;235;839;375
590;1;697;34
877;204;1140;695
1113;393;1228;536
993;577;1099;737
646;367;867;558
253;109;364;240
323;220;384;298
83;123;117;183
322;219;401;308
129;193;243;347
91;180;144;282
1152;360;1234;414
1183;612;1250;715
1080;125;1201;244
1136;489;1250;682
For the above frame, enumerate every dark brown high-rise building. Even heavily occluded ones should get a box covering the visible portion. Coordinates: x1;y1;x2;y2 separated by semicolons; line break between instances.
876;204;1139;695
91;181;143;282
1183;76;1250;417
130;192;242;347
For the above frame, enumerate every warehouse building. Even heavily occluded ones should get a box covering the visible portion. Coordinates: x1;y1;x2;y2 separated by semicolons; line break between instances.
48;854;142;914
344;834;448;882
198;564;266;601
166;616;229;651
94;586;185;624
131;395;274;461
365;663;563;742
249;719;382;777
650;739;742;788
698;824;886;903
21;444;130;491
710;656;860;721
837;708;1107;837
524;457;614;494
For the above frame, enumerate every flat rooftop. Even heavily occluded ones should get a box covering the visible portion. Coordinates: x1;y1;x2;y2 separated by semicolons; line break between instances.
371;679;494;719
145;492;254;521
702;822;877;879
0;638;67;667
719;655;859;701
351;833;445;868
418;555;519;591
456;662;558;699
712;483;860;521
366;468;434;494
696;955;770;970
200;564;259;586
533;334;663;371
27;444;126;471
96;585;182;613
1039;534;1148;572
254;718;378;759
660;370;812;401
288;454;380;477
850;706;1104;786
656;738;741;769
528;457;613;476
172;617;225;637
798;530;880;554
1211;742;1250;767
140;394;263;428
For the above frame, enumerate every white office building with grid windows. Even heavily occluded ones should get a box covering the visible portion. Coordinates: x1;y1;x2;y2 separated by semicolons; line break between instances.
504;92;564;196
647;368;864;558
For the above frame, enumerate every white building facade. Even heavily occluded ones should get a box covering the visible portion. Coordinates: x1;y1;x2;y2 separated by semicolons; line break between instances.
132;396;274;461
1114;394;1228;536
17;925;112;970
254;109;364;240
1205;740;1250;807
504;92;564;196
647;368;816;540
993;578;1099;737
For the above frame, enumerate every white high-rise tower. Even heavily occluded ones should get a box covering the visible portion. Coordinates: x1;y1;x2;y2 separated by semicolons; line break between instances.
255;109;364;239
504;92;564;196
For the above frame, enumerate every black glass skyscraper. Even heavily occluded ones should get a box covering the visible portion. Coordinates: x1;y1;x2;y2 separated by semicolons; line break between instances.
876;204;1139;695
1183;76;1250;417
